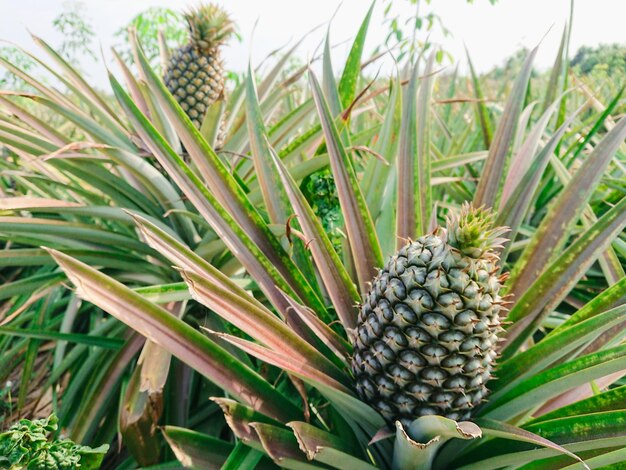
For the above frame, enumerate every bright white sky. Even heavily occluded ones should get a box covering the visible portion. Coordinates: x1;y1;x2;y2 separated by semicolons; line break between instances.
1;0;625;89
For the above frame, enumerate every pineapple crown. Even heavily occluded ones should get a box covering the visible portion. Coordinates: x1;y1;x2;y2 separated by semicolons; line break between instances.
445;202;508;258
184;3;236;51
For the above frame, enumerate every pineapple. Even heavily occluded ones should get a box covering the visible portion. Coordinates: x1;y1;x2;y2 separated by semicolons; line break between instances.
352;204;509;426
164;4;234;130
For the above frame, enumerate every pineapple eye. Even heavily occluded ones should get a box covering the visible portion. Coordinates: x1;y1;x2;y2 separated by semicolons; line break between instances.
473;321;489;334
361;352;383;374
420;367;448;385
398;350;427;369
422;312;452;330
432;392;455;407
375;375;398;397
392;393;418;413
406;288;434;311
443;375;468;390
460;337;481;353
463;358;483;373
387;365;415;385
400;265;427;286
406;382;433;400
421;343;449;359
454;310;478;326
372;341;396;362
389;256;409;276
442;354;467;369
386;278;407;301
392;303;417;326
356;377;376;400
438;330;465;344
382;326;409;350
405;327;433;346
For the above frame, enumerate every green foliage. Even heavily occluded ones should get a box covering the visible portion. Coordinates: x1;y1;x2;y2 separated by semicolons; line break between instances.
52;1;96;66
380;0;497;62
0;47;36;91
571;43;626;76
0;414;108;469
302;169;344;252
570;43;626;98
115;7;187;70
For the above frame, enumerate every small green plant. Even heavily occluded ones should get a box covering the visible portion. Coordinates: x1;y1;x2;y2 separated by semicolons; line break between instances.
571;43;626;76
0;47;36;90
0;414;108;470
115;7;187;70
52;1;96;66
302;169;344;253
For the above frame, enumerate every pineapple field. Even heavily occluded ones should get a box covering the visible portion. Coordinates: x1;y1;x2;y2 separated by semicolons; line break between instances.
1;1;625;469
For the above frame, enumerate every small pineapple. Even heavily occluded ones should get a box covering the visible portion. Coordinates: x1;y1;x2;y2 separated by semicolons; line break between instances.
351;203;509;427
164;4;234;130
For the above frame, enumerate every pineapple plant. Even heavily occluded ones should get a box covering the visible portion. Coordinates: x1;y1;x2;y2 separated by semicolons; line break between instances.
163;4;234;130
1;3;626;469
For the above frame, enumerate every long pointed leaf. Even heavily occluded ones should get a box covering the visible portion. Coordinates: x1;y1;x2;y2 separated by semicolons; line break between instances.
310;71;383;293
45;248;301;422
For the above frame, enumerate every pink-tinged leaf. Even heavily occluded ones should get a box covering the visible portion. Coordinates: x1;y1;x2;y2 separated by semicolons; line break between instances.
46;248;301;422
465;47;493;148
288;421;377;469
534;371;626;416
245;70;318;286
264;129;360;330
127;32;325;317
280;291;351;365
212;332;352;395
211;397;282;449
497;103;583;262
0;94;66;145
111;49;151;119
507;115;626;301
129;211;267;313
549;151;625;285
502;195;626;356
180;268;348;385
70;333;145;442
246;65;292;225
362;71;402;221
550;276;626;333
0;197;82;209
397;53;435;246
119;340;168;466
109;71;306;317
337;1;374;109
476;418;589;470
473;47;537;209
311;381;386;437
31;34;122;128
491;305;626;398
310;70;383;294
162;426;234;468
483;344;626;422
500;95;564;207
249;423;313;466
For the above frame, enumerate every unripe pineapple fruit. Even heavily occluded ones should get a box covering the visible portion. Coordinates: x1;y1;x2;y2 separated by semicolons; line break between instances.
351;204;509;427
164;4;234;130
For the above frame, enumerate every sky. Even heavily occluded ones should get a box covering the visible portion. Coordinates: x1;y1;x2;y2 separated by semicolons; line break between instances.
1;0;625;89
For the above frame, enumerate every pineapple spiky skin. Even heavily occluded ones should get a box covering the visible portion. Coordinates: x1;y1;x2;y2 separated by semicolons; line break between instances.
164;4;234;133
351;204;508;427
